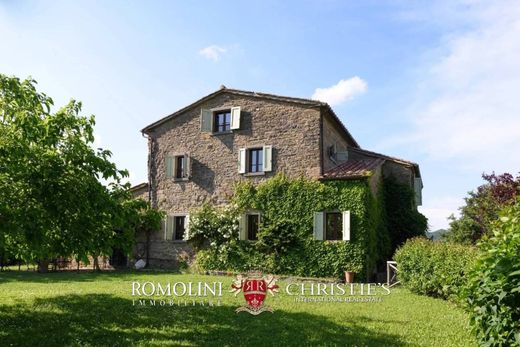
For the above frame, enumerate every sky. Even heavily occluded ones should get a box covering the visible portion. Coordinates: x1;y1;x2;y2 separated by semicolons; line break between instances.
1;0;519;231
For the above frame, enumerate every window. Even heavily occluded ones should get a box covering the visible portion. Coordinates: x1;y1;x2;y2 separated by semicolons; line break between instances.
165;215;189;241
239;146;272;174
166;154;190;180
214;111;231;133
313;211;350;241
239;213;260;240
248;148;263;173
247;214;259;241
175;156;184;179
174;216;186;241
328;144;337;161
325;212;343;240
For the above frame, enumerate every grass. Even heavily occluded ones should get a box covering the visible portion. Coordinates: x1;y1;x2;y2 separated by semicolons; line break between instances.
0;271;475;346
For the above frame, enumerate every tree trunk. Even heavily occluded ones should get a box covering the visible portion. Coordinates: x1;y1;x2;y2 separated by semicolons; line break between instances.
38;260;49;273
145;230;151;268
93;256;101;271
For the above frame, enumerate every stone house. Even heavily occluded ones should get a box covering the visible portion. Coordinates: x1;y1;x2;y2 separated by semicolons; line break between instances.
131;86;422;268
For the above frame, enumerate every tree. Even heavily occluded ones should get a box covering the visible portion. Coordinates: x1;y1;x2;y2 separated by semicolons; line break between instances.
445;172;520;244
0;74;136;271
135;201;165;267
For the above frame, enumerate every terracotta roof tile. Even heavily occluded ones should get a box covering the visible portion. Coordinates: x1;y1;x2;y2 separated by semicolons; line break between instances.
321;158;385;180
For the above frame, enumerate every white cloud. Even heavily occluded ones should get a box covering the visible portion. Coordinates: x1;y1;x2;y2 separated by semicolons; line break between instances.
406;1;520;173
418;196;463;231
311;77;367;106
198;45;227;62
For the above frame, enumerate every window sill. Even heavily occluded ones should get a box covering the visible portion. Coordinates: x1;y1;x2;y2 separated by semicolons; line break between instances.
243;172;265;177
172;240;187;244
211;130;234;136
173;177;190;182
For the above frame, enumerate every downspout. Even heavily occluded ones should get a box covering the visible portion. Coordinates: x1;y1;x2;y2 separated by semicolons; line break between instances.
141;131;154;268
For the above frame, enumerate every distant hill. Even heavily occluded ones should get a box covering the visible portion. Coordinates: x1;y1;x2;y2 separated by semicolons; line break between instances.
427;229;449;241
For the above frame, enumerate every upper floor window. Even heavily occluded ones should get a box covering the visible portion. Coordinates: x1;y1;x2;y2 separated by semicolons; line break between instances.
175;155;185;179
248;148;263;173
200;107;241;133
239;146;272;174
214;111;231;133
165;154;190;180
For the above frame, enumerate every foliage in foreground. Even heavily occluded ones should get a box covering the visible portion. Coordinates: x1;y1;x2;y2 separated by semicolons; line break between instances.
0;74;146;270
464;199;520;346
394;238;477;300
445;172;520;245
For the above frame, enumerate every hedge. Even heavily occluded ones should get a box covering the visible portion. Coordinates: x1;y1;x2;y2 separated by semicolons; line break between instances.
394;238;478;300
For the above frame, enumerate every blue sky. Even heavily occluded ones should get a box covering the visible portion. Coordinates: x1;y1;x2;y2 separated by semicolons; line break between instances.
1;0;519;230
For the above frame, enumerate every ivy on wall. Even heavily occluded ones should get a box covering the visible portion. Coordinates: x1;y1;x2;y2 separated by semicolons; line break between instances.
383;177;428;255
188;174;427;279
189;174;389;279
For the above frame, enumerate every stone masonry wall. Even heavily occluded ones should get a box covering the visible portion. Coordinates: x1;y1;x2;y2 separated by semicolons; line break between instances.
322;112;352;172
143;92;322;267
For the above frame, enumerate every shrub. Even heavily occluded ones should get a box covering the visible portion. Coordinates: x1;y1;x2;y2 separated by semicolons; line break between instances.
464;199;520;346
394;238;477;300
187;203;239;250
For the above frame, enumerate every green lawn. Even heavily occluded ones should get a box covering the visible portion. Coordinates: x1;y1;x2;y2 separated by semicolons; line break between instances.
0;271;475;346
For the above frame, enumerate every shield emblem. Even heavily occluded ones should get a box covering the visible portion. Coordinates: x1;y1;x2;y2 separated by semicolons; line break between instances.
243;278;267;309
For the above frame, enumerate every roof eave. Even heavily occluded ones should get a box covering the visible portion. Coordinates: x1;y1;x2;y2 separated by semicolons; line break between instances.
319;175;370;181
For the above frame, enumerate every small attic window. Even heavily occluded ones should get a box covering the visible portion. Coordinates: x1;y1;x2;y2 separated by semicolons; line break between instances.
328;144;337;161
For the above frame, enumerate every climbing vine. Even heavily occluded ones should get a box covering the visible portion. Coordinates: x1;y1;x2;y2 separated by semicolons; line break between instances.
188;174;393;280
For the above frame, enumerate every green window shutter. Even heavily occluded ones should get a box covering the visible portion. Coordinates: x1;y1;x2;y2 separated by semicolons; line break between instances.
184;154;191;178
239;214;247;240
313;212;324;240
165;216;174;240
184;214;190;240
263;145;272;172
230;106;241;130
165;156;174;178
342;211;351;241
200;108;213;132
238;148;246;174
